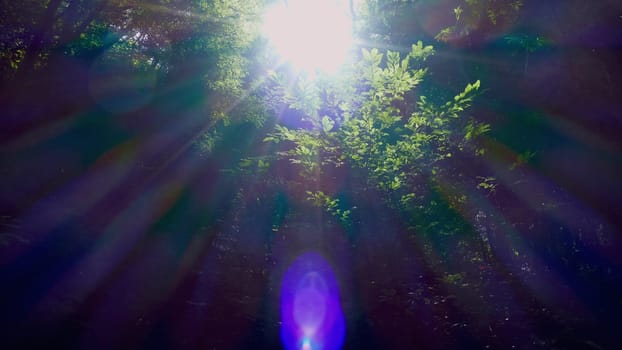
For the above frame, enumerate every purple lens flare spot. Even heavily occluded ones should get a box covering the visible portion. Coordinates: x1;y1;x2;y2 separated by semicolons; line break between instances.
280;252;345;350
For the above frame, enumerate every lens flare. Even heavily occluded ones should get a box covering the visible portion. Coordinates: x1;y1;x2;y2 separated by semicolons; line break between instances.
262;0;354;74
280;252;345;350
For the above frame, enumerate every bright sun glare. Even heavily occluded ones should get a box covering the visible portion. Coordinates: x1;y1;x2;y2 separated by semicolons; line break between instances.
262;0;354;74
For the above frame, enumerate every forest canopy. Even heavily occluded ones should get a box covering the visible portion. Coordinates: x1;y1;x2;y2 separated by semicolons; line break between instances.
1;1;620;349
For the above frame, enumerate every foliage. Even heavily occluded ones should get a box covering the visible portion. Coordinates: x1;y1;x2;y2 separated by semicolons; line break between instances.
0;0;262;121
354;0;523;45
504;34;549;53
1;2;617;348
306;191;354;229
264;41;491;234
435;0;523;43
504;33;550;74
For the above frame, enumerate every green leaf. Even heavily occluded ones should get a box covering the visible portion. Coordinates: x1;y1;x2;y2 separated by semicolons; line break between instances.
409;41;435;62
387;50;400;69
454;6;463;21
321;115;335;133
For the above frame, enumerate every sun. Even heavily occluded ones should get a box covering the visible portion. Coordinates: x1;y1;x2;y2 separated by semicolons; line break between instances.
262;0;354;74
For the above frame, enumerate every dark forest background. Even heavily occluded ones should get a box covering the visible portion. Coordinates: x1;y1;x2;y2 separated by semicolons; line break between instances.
1;1;621;349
